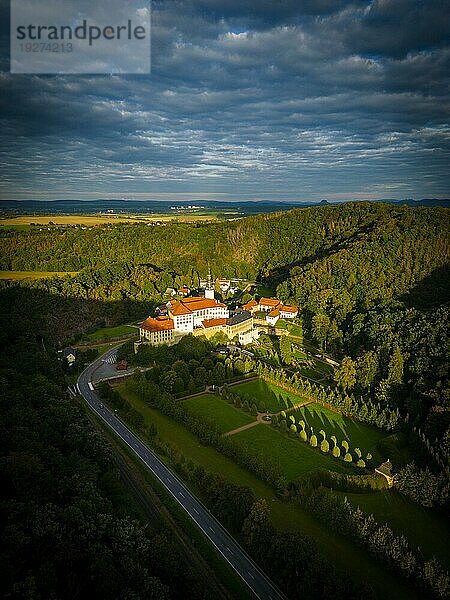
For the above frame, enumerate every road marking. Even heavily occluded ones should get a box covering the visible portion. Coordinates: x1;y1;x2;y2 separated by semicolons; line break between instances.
248;572;255;580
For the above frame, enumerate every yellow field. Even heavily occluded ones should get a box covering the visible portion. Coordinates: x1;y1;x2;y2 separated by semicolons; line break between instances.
0;271;78;280
0;213;218;226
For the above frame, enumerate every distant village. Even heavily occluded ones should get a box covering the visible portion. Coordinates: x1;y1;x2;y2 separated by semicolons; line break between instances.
137;271;298;349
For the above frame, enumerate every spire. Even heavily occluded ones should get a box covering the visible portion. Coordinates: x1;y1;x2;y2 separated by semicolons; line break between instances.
207;265;212;289
205;265;214;299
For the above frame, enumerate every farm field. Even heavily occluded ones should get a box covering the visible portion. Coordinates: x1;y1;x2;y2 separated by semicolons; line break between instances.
0;213;219;227
233;424;354;479
183;393;255;433
0;270;78;280
81;323;138;342
231;377;308;412
292;402;386;463
112;381;419;600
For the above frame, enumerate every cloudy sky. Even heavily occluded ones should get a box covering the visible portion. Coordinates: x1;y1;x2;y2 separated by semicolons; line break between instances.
1;0;449;202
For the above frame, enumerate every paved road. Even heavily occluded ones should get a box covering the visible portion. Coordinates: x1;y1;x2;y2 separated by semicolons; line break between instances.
77;346;286;600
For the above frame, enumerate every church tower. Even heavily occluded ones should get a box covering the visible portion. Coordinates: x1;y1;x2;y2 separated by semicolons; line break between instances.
205;266;215;299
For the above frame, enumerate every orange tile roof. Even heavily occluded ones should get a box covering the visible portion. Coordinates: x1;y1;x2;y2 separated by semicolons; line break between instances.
243;299;258;311
202;318;227;328
259;297;281;308
182;297;227;309
141;316;175;333
268;309;280;317
169;302;192;316
169;296;227;316
280;304;297;313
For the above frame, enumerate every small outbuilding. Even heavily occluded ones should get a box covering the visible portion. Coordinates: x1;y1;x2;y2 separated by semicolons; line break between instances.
60;347;76;365
375;459;395;487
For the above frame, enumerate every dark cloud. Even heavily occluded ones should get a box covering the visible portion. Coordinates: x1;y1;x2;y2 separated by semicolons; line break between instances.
0;0;449;200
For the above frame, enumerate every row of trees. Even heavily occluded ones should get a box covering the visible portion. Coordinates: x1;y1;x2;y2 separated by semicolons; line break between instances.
289;483;449;599
271;412;372;468
241;499;373;599
256;365;402;432
395;463;450;509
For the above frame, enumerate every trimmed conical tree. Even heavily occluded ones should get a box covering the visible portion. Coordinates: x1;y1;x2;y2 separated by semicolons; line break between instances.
320;439;330;453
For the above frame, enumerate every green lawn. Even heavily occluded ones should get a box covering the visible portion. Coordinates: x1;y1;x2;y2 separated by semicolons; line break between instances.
112;381;422;600
231;378;307;412
337;490;450;566
234;424;354;479
183;393;255;433
292;403;386;463
82;323;138;342
286;323;303;337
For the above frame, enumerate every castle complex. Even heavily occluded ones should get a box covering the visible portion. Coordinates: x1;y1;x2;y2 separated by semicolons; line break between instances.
138;275;298;348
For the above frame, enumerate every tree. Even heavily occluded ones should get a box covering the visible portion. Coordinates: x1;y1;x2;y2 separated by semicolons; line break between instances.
344;452;352;462
332;446;341;458
387;344;404;385
354;447;362;459
357;459;366;468
320;439;329;453
299;430;308;442
311;313;330;350
356;350;378;392
280;336;293;364
334;356;356;391
242;499;272;551
342;440;349;452
310;434;318;447
330;435;337;447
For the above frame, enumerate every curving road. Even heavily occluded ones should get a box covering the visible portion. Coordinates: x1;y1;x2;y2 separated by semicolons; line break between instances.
77;346;286;600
